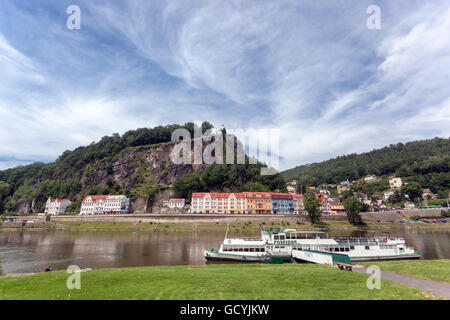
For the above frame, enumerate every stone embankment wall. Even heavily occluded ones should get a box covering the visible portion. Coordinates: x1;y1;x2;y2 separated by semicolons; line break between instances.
360;209;445;222
8;209;444;224
7;213;345;224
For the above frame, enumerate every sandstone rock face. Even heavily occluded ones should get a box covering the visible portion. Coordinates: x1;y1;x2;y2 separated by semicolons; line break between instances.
9;141;209;214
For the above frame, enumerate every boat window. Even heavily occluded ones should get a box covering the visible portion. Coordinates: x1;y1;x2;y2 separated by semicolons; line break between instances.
239;247;244;252
250;248;255;252
261;248;265;252
350;246;355;250
345;248;350;252
365;246;370;250
279;235;285;240
285;234;291;240
340;247;345;252
274;235;280;240
244;248;249;252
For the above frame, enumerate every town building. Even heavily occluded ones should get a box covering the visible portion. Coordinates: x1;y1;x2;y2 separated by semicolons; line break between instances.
44;198;72;215
404;202;416;209
292;194;304;214
383;191;395;200
80;195;130;215
245;192;272;214
168;198;185;208
337;184;350;194
364;174;378;182
287;185;296;194
422;189;436;200
191;193;247;214
389;177;403;189
270;193;294;214
320;199;331;214
191;192;301;214
328;199;345;215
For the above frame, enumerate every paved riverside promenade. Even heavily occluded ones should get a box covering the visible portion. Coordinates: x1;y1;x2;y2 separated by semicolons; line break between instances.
352;266;450;298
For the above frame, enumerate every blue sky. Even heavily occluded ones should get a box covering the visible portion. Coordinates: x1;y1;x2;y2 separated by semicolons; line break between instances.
0;0;449;171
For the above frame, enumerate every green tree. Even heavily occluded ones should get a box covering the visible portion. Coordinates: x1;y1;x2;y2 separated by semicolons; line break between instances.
0;181;11;214
303;191;322;224
343;197;365;226
402;182;422;202
243;182;270;192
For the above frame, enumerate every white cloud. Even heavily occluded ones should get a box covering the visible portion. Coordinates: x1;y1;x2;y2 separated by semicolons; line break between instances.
0;1;449;172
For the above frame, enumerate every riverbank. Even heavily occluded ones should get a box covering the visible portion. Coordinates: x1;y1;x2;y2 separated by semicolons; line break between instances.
0;264;443;300
1;219;449;232
361;260;450;284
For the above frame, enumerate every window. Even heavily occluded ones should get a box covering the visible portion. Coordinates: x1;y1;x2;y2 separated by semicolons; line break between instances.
365;246;370;250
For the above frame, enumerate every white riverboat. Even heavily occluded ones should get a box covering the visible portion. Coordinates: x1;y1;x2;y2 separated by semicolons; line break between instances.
204;226;420;263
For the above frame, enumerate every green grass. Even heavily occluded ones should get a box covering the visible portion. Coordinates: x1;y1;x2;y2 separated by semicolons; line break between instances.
361;260;450;284
2;219;449;232
0;264;441;300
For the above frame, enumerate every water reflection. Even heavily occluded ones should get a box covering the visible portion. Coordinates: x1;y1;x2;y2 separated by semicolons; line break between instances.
0;229;449;274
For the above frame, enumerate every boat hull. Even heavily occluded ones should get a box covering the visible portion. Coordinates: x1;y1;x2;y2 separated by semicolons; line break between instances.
349;253;421;262
204;250;264;262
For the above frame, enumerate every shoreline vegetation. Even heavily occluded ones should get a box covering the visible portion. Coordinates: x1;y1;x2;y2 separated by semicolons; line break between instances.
0;263;444;300
1;219;450;233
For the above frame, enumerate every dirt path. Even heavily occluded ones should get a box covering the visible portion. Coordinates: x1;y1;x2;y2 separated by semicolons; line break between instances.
353;266;450;298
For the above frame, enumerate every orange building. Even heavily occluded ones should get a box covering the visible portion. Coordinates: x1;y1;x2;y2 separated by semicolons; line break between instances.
243;192;272;214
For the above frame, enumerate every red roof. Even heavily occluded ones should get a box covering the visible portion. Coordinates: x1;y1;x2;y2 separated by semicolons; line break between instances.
192;192;246;198
269;193;293;199
169;199;185;203
50;198;69;203
243;192;271;198
82;195;109;202
193;192;298;199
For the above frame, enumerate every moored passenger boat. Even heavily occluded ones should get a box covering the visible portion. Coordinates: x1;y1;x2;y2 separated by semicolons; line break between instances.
204;226;421;263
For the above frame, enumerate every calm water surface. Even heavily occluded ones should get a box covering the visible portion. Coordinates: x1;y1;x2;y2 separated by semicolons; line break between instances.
0;229;449;274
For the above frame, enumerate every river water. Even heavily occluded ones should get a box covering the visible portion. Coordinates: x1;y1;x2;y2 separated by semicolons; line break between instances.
0;229;449;274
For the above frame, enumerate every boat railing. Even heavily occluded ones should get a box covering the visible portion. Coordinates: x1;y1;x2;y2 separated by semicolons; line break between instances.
239;237;262;241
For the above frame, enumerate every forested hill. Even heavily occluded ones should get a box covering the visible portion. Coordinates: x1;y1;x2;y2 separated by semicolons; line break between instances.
0;122;286;214
281;137;449;190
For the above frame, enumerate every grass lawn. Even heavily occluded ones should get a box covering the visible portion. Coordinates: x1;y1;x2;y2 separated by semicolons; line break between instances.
0;264;442;300
361;259;450;284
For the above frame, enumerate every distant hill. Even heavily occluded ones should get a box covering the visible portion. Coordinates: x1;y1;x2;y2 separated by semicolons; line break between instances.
281;137;450;195
0;123;286;214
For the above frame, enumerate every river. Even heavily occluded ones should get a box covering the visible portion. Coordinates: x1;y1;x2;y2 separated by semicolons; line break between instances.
0;229;449;274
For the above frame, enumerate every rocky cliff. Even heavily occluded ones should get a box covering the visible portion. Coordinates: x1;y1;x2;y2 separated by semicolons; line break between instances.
9;141;208;214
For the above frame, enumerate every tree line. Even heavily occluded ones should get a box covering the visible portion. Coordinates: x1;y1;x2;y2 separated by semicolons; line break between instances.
282;137;450;197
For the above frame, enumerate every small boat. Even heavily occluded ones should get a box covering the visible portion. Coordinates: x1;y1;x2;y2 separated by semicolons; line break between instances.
204;226;420;263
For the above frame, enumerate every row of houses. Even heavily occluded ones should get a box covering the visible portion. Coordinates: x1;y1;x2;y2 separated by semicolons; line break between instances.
189;192;304;214
43;195;131;215
44;192;348;216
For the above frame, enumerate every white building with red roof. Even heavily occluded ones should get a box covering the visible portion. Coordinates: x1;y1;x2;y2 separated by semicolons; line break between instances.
44;198;72;215
191;192;247;214
79;195;130;215
168;198;185;208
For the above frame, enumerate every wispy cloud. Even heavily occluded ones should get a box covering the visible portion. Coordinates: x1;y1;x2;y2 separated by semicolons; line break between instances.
0;0;449;171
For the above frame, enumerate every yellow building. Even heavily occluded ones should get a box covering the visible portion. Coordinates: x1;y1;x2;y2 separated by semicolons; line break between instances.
244;192;272;214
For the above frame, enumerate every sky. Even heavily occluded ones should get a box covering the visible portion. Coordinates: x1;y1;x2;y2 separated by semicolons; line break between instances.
0;0;449;171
